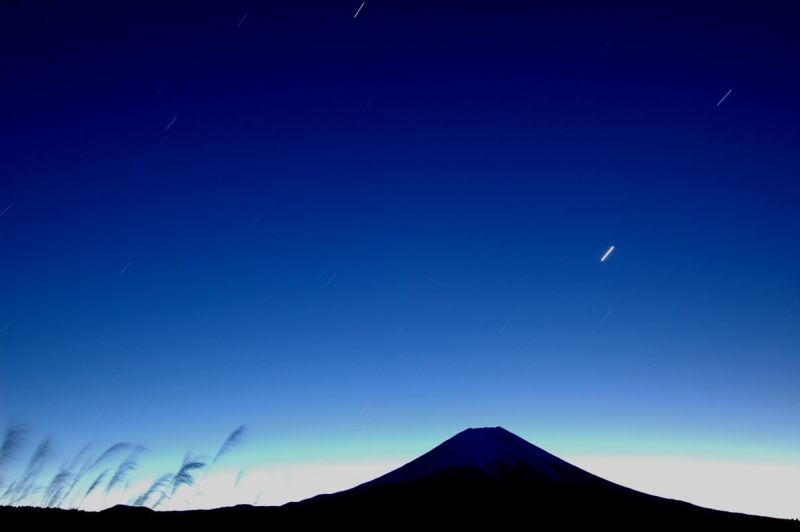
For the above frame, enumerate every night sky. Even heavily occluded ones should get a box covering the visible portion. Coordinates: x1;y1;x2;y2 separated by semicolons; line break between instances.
1;1;799;517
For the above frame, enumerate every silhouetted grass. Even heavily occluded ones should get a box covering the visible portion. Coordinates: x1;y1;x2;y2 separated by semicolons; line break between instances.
196;425;248;492
83;469;108;500
132;473;172;507
106;453;139;496
8;438;51;505
0;425;247;511
89;443;134;471
59;447;96;509
152;454;205;508
44;468;74;508
0;424;27;478
212;425;246;466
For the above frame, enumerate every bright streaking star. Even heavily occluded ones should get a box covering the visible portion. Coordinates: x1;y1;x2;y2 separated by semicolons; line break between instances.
600;245;615;262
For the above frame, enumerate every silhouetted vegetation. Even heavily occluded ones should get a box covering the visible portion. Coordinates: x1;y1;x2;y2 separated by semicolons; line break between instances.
0;423;246;511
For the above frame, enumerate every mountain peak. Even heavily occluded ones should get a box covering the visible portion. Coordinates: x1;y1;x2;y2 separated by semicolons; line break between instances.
454;425;511;434
364;426;599;487
440;426;542;461
449;426;518;440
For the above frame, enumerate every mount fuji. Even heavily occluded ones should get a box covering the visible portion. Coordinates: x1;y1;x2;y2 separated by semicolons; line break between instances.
3;427;797;530
276;427;796;529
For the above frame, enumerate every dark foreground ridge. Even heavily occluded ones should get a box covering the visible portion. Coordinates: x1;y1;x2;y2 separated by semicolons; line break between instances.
2;427;798;530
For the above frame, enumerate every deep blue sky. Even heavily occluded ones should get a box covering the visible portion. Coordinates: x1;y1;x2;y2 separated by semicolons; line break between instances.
1;0;799;483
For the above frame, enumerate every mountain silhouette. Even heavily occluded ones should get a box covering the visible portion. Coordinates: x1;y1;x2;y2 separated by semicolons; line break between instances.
280;426;796;530
1;427;798;530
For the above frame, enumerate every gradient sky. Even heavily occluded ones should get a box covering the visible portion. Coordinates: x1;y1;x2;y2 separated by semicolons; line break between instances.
1;1;799;517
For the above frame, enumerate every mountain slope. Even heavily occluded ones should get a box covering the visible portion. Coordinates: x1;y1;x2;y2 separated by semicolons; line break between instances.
281;427;797;530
